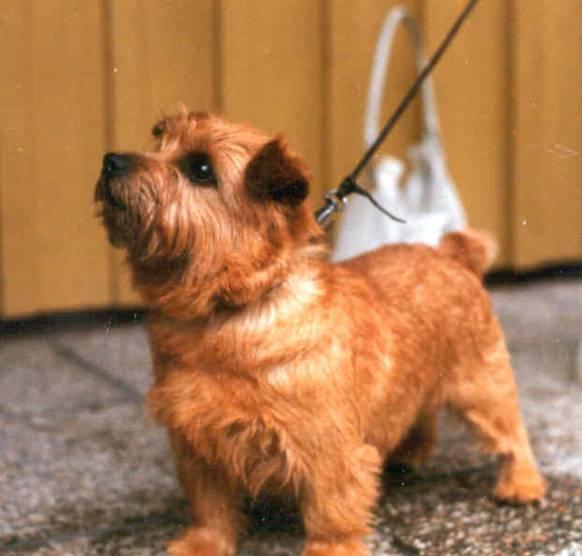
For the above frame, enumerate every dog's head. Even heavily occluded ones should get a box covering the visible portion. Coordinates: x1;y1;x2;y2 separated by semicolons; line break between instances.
95;110;324;317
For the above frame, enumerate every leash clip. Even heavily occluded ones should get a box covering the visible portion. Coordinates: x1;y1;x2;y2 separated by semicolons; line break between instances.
315;176;406;227
314;190;344;227
315;177;356;227
324;188;347;213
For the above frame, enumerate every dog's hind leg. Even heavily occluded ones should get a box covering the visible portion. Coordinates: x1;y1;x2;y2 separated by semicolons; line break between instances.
447;336;545;504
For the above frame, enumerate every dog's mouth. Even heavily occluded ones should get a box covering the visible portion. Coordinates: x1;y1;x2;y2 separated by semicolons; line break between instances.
95;186;134;249
105;184;124;210
96;178;125;210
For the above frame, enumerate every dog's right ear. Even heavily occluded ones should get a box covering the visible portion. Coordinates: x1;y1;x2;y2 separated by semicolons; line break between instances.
245;138;309;206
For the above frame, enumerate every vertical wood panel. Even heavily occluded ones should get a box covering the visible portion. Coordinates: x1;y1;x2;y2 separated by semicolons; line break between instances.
108;0;216;304
424;0;511;264
0;0;110;317
220;0;325;200
327;0;423;195
512;1;582;267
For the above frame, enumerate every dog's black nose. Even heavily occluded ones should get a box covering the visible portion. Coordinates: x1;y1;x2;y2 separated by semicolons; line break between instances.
102;152;130;177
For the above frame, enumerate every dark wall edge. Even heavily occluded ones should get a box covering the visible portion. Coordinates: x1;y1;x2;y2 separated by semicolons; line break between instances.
1;262;580;337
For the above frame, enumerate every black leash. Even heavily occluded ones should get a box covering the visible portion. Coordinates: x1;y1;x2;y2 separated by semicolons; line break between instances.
315;0;480;227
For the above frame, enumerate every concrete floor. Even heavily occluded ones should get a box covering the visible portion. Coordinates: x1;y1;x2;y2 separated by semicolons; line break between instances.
1;279;581;555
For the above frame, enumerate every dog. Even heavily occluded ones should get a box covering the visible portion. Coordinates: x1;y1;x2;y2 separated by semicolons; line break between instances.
95;109;545;556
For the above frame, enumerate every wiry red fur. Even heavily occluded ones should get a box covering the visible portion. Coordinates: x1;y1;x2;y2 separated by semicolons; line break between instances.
95;111;545;556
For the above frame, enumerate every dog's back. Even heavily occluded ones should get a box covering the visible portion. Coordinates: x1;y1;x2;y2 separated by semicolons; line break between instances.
338;230;496;344
341;228;495;279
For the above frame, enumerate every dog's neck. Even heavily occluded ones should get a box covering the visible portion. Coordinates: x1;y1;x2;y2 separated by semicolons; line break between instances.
136;241;328;325
146;253;327;382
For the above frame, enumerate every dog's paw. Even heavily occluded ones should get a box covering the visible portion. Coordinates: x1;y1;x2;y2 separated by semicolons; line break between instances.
494;472;546;505
301;538;368;556
167;527;234;556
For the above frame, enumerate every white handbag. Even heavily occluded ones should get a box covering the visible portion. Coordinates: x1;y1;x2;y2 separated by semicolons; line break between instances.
332;6;467;262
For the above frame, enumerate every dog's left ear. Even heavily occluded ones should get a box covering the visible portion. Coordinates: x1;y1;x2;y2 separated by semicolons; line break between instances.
245;138;309;206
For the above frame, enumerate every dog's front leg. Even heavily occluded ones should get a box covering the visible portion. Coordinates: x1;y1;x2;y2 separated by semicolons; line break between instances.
300;444;381;556
167;431;244;556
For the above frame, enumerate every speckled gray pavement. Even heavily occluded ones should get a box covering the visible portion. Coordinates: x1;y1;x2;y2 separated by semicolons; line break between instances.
1;279;581;556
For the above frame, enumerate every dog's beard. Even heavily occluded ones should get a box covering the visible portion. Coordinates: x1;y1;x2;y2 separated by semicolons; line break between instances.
96;173;163;257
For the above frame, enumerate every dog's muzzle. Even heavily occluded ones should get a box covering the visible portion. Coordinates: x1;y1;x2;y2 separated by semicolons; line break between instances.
97;152;136;209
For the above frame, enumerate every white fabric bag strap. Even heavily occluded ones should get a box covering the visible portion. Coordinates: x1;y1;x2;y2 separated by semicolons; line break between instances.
363;6;441;150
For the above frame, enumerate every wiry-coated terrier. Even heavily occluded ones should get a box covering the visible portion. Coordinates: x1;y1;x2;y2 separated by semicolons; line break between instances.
95;110;545;556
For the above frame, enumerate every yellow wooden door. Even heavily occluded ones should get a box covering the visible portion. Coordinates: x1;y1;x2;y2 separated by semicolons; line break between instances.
1;0;580;318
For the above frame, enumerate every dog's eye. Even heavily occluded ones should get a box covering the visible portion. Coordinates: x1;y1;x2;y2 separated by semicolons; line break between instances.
152;121;166;138
180;153;216;186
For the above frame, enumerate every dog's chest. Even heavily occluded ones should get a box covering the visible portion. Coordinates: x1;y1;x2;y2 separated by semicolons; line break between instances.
200;411;293;495
149;369;298;495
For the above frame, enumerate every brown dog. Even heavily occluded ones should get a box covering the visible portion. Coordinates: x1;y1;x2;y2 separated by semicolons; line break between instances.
95;110;545;556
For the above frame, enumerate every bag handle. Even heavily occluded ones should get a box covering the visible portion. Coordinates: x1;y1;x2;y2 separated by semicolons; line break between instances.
363;6;440;150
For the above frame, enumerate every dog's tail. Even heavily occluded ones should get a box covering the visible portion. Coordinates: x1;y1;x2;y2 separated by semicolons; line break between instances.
439;229;497;277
